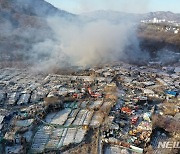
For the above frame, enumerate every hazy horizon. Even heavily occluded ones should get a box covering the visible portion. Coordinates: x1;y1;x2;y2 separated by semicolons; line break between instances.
45;0;180;14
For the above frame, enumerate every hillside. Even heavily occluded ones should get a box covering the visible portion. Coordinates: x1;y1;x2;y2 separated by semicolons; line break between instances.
0;0;74;66
0;0;74;17
138;23;180;54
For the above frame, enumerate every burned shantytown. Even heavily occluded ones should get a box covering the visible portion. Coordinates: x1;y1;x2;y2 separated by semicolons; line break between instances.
0;0;180;154
0;63;179;154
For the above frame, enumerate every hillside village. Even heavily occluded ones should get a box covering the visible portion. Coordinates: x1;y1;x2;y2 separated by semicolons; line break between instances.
141;18;180;34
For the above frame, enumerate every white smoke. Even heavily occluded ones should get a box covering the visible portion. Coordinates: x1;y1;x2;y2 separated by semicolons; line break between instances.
31;15;149;71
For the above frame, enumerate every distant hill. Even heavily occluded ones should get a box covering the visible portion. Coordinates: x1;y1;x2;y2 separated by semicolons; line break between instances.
82;10;180;22
142;11;180;22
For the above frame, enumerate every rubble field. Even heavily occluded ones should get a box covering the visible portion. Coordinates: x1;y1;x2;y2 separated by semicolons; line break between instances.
0;62;179;154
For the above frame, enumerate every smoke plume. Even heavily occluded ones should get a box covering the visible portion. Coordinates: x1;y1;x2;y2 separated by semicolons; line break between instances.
30;15;149;71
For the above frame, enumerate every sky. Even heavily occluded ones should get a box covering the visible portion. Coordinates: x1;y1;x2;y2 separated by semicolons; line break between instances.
45;0;180;14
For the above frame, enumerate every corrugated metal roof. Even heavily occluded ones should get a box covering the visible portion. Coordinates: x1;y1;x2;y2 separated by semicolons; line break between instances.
0;115;5;124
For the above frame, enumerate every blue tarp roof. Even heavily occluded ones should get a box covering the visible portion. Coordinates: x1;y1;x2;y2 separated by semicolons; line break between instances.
165;91;177;96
